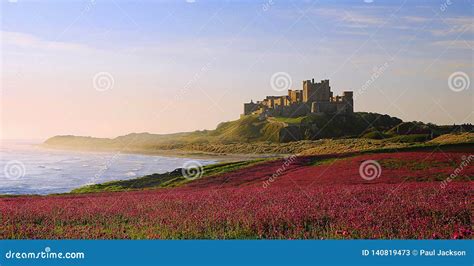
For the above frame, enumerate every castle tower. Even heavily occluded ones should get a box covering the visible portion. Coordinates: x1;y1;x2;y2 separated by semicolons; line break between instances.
319;80;331;102
302;80;312;103
303;79;331;103
342;91;354;113
244;100;259;115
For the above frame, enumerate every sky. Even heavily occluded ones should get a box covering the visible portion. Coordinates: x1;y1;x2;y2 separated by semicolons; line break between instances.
1;0;473;140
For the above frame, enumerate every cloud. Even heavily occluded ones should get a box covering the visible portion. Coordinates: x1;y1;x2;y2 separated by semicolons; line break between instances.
431;40;474;50
402;16;431;23
429;17;474;36
312;9;434;29
1;31;91;52
313;8;383;28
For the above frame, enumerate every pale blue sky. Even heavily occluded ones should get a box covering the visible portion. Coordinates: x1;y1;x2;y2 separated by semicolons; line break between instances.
1;0;473;139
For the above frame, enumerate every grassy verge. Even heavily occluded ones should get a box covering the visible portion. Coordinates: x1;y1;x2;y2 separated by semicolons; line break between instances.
271;116;306;125
71;159;269;193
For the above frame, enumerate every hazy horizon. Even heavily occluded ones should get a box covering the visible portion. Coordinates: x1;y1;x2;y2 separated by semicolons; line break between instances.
2;0;473;140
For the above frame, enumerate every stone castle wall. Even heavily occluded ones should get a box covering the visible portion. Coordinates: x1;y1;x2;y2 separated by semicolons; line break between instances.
243;78;353;117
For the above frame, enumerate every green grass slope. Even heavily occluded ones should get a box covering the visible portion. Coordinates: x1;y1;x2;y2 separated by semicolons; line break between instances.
44;113;400;148
71;159;266;193
45;115;285;149
44;112;473;155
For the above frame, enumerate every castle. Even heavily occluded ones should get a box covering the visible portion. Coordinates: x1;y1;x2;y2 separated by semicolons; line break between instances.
243;79;353;118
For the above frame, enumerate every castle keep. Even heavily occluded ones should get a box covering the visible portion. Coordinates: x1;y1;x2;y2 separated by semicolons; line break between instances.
244;79;353;117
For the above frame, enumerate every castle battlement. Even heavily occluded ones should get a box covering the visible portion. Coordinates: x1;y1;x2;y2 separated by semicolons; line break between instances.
243;79;353;118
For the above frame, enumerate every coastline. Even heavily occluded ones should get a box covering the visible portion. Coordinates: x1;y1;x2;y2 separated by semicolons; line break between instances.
2;144;272;197
40;144;283;162
0;143;283;197
40;134;474;162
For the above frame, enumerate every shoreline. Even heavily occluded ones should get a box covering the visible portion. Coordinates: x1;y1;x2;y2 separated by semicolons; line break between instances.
39;144;284;162
0;144;283;197
3;143;473;197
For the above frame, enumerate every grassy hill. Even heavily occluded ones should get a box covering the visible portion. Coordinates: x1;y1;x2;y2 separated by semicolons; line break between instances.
71;159;266;193
44;115;287;149
44;112;401;147
44;112;473;155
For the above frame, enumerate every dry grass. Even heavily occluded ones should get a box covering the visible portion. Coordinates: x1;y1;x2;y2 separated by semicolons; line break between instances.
177;138;408;156
428;132;474;145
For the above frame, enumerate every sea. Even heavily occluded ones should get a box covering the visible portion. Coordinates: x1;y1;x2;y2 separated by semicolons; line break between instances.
0;140;218;195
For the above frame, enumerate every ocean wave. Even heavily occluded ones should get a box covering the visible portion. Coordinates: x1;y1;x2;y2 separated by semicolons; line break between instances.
1;144;215;194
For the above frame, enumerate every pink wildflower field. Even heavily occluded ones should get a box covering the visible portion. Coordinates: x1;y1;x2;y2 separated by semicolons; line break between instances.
1;149;472;239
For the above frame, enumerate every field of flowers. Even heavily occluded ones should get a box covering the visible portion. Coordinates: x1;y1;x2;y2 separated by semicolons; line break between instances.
0;149;472;239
